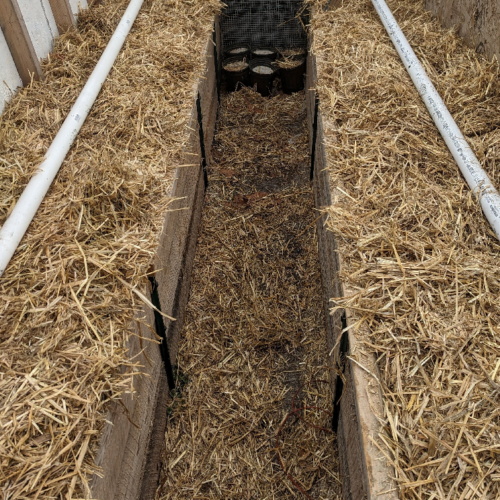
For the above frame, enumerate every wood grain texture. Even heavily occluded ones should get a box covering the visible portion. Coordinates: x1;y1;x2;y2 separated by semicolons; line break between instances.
307;52;398;500
140;33;219;499
0;0;42;84
424;0;500;61
139;369;169;500
90;302;164;500
156;35;218;362
47;0;75;32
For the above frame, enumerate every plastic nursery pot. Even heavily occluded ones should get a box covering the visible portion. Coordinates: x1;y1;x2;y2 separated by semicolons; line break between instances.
251;47;278;61
279;57;306;94
223;44;251;60
222;57;250;92
249;58;277;97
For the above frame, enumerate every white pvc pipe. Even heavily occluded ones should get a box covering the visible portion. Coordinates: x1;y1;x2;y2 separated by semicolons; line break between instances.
0;0;144;277
371;0;500;241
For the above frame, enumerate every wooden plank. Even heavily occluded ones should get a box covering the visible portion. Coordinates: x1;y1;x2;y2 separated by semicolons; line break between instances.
307;52;399;500
47;0;75;32
0;26;23;113
90;301;162;500
89;33;218;500
156;34;218;362
424;0;500;62
314;118;398;500
0;0;42;84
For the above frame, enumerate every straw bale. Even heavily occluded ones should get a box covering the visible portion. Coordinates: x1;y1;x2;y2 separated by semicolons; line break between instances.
156;88;341;500
0;0;220;497
311;0;500;497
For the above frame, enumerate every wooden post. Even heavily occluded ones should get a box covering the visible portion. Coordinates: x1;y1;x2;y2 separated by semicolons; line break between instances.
0;0;42;84
47;0;75;32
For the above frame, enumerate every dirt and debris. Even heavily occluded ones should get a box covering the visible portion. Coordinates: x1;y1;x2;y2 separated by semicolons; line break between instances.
156;88;342;500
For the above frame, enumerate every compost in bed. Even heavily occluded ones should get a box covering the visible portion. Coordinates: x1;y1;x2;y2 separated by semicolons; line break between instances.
155;88;342;499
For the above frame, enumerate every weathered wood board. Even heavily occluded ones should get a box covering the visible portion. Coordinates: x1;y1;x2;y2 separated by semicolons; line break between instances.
0;27;22;114
307;52;398;500
0;0;88;113
89;29;219;500
424;0;500;61
16;0;59;61
0;0;43;85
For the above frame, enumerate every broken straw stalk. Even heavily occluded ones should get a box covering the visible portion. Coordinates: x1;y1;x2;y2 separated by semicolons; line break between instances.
311;0;500;496
0;0;221;497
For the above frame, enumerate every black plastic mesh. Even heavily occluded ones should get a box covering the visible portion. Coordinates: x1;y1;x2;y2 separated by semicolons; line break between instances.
221;0;307;52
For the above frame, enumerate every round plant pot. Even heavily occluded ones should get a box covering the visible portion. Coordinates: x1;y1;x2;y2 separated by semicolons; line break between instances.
224;44;251;60
251;47;278;61
279;58;306;94
249;58;277;96
223;57;250;92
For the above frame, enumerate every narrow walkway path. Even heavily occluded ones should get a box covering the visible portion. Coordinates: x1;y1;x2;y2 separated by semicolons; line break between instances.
157;88;341;500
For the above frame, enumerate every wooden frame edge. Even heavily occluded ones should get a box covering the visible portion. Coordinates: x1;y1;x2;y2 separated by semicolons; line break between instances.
0;0;42;84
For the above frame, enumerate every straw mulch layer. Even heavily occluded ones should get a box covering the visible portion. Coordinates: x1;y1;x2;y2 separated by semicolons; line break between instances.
156;88;341;500
312;0;500;497
0;0;219;497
